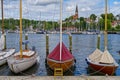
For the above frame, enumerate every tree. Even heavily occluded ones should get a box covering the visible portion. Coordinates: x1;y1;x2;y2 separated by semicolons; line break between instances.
90;14;97;21
89;14;97;30
101;13;115;22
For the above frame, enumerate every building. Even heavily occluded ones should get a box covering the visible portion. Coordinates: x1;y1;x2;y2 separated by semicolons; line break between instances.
73;5;78;20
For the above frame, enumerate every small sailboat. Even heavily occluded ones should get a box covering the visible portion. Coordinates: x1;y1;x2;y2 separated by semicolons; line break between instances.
47;0;75;72
7;0;38;73
86;0;118;75
0;0;15;66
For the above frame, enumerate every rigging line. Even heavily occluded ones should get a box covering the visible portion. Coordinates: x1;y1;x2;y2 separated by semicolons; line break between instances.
52;0;57;21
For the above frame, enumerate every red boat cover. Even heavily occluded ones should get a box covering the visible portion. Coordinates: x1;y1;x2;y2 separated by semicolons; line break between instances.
47;42;74;61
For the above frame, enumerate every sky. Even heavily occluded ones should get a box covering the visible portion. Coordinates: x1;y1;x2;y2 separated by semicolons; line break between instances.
0;0;120;21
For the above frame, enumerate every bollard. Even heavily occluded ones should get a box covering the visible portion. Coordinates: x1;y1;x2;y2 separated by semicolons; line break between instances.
69;34;72;53
25;33;28;50
97;34;100;49
46;34;49;58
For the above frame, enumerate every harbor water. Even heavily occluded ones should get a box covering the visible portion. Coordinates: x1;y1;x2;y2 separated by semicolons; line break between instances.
0;33;120;76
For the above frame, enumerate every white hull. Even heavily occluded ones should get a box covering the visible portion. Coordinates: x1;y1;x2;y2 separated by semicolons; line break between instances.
0;49;15;66
7;52;38;73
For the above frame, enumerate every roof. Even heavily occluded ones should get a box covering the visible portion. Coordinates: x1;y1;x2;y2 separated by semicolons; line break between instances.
47;42;74;61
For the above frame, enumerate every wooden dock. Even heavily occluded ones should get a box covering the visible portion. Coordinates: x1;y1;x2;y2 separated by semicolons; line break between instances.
0;76;120;80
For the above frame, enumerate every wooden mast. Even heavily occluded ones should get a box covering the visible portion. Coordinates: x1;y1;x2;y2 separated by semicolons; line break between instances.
104;0;108;50
1;0;7;50
20;0;23;58
1;0;4;34
60;0;63;61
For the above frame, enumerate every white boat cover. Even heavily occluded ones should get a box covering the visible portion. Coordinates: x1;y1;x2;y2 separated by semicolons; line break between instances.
0;49;15;60
99;50;114;64
88;48;103;63
14;50;35;56
0;34;5;50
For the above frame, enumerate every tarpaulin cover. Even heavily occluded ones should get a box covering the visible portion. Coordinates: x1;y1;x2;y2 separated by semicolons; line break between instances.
47;42;74;61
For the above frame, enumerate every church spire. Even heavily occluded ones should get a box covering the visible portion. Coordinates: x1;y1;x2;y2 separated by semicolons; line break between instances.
73;5;78;20
75;5;78;15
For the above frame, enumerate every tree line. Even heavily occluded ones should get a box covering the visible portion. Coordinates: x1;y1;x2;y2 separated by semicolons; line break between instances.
0;13;120;31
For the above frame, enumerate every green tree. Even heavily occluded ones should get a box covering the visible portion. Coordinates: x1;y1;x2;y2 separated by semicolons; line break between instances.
90;14;97;21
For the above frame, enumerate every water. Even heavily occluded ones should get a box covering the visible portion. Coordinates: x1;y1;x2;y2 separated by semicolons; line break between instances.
0;33;120;76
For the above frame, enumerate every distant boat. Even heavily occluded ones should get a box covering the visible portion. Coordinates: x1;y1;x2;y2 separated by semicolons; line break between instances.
27;31;36;34
86;0;118;75
7;0;39;73
36;30;47;34
0;0;15;66
81;30;99;35
46;0;75;72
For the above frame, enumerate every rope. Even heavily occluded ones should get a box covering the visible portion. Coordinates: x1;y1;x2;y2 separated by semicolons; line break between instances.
87;66;106;75
63;62;75;74
45;61;60;75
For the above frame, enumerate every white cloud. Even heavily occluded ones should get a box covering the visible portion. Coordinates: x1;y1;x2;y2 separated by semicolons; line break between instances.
80;7;91;12
1;0;120;20
113;1;120;5
66;5;74;11
27;0;59;6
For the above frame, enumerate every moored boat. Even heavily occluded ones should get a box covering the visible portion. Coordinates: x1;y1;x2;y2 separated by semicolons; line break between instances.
86;49;118;75
0;0;15;66
46;0;75;73
7;50;38;73
86;0;118;75
47;42;74;72
7;0;39;73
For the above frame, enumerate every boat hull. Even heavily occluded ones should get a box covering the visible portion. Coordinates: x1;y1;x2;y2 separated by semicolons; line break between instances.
7;53;38;73
86;58;118;75
47;58;74;72
0;49;15;66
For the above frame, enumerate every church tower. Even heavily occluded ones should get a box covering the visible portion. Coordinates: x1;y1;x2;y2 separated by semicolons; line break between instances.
73;5;78;20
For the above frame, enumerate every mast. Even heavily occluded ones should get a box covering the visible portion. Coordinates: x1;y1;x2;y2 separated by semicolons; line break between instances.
20;0;23;58
104;0;108;50
1;0;4;34
60;0;63;61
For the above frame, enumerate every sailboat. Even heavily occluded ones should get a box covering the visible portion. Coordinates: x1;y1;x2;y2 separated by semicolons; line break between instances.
7;0;38;73
86;0;118;75
0;0;15;66
47;0;75;72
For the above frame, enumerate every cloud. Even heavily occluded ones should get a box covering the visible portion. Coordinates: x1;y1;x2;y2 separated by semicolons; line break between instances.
113;1;120;5
27;0;59;6
1;0;120;21
80;7;91;12
66;5;74;11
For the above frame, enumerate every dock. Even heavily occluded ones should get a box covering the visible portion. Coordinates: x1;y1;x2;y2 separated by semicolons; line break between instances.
0;76;120;80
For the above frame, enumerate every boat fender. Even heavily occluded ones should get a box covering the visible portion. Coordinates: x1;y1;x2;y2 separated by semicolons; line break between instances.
45;59;47;63
32;46;36;51
85;58;89;64
74;59;76;63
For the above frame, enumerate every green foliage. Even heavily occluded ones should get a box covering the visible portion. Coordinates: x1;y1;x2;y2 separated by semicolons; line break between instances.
116;25;120;30
101;13;115;22
90;14;97;21
0;12;119;31
0;18;59;31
